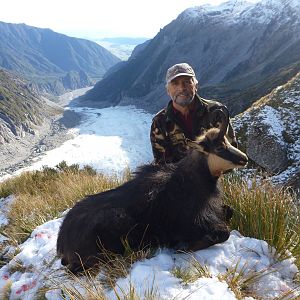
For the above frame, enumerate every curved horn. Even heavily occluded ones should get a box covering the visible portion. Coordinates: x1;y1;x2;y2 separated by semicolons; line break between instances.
210;109;229;139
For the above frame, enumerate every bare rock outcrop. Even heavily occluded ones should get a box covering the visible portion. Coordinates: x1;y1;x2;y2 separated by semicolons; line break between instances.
246;108;289;174
233;72;300;193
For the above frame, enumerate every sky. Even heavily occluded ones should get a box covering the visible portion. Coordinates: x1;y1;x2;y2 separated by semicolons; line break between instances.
0;0;259;39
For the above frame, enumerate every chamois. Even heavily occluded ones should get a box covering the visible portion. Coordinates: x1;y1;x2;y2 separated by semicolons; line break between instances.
57;110;248;272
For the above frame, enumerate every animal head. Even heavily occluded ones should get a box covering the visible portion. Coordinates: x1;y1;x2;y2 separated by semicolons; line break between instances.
188;110;248;177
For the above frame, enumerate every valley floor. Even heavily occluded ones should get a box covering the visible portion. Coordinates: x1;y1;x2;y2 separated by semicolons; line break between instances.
0;88;90;181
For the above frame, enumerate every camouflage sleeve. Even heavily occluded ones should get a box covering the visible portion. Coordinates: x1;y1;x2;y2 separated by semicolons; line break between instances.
150;116;168;164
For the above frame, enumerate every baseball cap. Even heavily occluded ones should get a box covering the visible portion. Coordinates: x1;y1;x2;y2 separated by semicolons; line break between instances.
166;63;196;84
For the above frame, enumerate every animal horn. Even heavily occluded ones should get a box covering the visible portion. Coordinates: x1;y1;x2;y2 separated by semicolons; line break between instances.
210;109;229;139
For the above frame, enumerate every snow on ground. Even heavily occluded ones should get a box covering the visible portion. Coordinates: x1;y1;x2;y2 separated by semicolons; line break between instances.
1;105;153;180
257;105;285;145
0;196;15;243
0;216;298;299
0;195;14;228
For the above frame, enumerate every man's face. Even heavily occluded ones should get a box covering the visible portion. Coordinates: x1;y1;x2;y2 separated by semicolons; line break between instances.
167;76;198;107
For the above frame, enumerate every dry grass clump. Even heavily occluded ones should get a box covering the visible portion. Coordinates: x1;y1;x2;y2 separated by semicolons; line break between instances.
222;173;300;267
46;244;155;300
217;260;273;299
0;161;128;243
171;254;211;285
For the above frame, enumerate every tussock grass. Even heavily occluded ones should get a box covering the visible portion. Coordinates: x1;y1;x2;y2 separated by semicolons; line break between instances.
0;161;128;243
58;272;107;300
171;254;211;285
58;274;159;300
0;280;12;300
217;260;273;299
46;245;155;300
223;173;300;267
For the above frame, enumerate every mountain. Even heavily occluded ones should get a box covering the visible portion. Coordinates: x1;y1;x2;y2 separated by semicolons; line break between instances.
233;71;300;193
0;22;121;95
0;69;57;142
81;0;300;115
0;69;62;170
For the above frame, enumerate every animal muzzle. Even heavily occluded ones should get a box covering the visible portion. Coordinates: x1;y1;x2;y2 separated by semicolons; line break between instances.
218;146;248;168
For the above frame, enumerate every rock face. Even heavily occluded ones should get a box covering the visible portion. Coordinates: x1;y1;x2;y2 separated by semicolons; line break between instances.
233;71;300;192
0;69;60;144
81;0;300;115
246;107;289;174
33;70;93;96
0;22;120;95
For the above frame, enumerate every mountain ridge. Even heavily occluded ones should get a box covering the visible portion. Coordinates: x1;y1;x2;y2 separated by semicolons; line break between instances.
80;0;300;115
0;22;120;95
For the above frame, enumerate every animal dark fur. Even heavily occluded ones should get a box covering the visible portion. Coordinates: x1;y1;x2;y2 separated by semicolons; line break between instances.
57;147;232;272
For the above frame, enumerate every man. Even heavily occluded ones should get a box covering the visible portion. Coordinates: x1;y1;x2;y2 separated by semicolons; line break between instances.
150;63;237;164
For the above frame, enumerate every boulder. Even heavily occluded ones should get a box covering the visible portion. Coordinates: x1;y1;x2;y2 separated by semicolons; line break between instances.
246;123;289;174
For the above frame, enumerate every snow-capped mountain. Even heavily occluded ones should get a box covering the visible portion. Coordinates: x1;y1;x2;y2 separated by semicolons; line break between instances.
181;0;300;24
82;0;300;115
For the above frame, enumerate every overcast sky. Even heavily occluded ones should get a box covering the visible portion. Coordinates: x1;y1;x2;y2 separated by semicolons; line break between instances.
0;0;259;39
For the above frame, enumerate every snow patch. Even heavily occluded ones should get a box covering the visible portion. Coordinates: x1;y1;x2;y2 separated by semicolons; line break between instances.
1;106;154;180
257;105;285;145
0;195;15;227
1;222;298;299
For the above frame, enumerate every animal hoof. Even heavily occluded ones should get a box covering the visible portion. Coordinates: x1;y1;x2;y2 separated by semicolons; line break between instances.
61;257;68;266
188;230;230;251
67;263;83;274
210;230;230;244
222;204;234;222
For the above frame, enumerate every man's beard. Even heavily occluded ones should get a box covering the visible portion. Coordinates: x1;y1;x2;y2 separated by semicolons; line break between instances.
174;93;194;107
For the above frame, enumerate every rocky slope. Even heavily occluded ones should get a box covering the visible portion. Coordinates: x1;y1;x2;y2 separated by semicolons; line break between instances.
0;69;64;171
0;22;120;95
233;71;300;194
81;0;300;115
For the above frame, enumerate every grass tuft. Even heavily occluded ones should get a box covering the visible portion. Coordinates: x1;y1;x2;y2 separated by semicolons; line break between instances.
0;161;128;243
222;173;300;268
171;254;211;285
217;259;273;299
48;245;155;300
0;280;12;300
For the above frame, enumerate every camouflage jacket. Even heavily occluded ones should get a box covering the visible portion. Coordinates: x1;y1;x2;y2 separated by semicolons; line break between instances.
150;94;237;164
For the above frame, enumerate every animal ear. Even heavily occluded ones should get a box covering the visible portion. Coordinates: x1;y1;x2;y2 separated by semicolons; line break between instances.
210;109;229;139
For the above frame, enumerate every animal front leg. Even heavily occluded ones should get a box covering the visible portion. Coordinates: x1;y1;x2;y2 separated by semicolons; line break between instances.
222;204;234;222
188;229;230;251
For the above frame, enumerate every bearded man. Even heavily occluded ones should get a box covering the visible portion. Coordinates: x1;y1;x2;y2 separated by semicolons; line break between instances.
150;63;237;164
